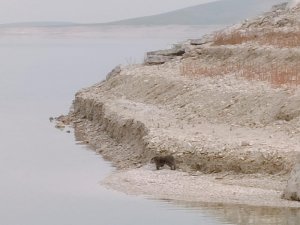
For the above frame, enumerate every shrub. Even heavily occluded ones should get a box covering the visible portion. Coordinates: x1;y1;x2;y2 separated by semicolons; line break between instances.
213;30;300;48
180;61;300;87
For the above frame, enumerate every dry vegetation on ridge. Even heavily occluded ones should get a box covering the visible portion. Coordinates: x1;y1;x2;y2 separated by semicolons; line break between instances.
213;30;300;48
181;61;300;87
180;6;300;87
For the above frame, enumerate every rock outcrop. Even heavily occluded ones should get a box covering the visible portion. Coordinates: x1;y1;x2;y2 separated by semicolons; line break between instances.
144;44;185;65
282;155;300;201
63;2;300;204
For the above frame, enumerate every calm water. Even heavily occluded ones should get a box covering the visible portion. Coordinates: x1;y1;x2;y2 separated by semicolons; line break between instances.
0;26;299;225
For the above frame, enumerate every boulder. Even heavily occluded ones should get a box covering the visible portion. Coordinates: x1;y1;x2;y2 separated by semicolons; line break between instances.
144;45;185;65
190;39;208;45
106;65;122;81
144;55;175;65
147;47;185;57
272;2;288;11
282;155;300;201
189;34;213;45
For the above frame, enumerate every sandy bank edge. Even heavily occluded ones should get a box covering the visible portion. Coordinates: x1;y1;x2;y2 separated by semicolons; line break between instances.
56;3;300;207
101;167;300;208
60;114;300;208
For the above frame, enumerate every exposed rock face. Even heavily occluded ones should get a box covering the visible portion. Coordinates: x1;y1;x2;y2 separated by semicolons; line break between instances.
282;155;300;201
67;61;300;175
237;2;299;30
189;39;209;45
144;45;185;65
106;65;121;81
189;34;213;45
144;54;175;65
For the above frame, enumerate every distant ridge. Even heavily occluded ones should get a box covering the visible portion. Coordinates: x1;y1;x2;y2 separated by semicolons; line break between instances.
0;0;286;28
0;21;78;28
104;0;286;25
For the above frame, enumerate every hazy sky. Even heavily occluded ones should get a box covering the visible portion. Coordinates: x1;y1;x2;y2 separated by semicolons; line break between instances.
0;0;218;24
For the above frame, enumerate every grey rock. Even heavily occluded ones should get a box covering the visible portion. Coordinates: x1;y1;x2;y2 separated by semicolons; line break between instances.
144;55;175;65
276;18;292;27
106;65;122;81
282;156;300;201
190;34;213;45
190;39;207;45
271;2;288;11
147;46;185;57
190;38;211;45
144;45;185;65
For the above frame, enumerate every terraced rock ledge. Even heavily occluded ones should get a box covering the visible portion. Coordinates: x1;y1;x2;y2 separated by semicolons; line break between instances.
61;3;300;208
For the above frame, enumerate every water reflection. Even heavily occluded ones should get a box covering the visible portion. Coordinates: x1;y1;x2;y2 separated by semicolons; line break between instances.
163;200;300;225
0;28;227;225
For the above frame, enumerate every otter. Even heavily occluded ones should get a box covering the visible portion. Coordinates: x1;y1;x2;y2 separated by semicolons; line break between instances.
150;155;176;170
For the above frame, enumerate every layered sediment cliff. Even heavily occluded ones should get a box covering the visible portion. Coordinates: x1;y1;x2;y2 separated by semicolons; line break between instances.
61;3;300;206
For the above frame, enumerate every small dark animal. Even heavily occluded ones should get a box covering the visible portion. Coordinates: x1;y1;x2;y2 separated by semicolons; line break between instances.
151;155;176;170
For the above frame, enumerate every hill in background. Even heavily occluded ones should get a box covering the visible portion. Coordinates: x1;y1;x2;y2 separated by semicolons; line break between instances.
105;0;286;25
0;0;287;28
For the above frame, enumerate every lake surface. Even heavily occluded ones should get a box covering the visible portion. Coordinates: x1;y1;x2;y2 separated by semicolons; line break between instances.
0;25;299;225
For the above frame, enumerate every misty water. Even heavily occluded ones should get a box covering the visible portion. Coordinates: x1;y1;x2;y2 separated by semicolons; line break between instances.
0;26;299;225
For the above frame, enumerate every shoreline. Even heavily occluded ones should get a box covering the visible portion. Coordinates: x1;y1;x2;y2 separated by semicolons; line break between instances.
69;115;300;208
101;167;300;208
58;3;300;209
58;60;300;208
68;116;300;208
